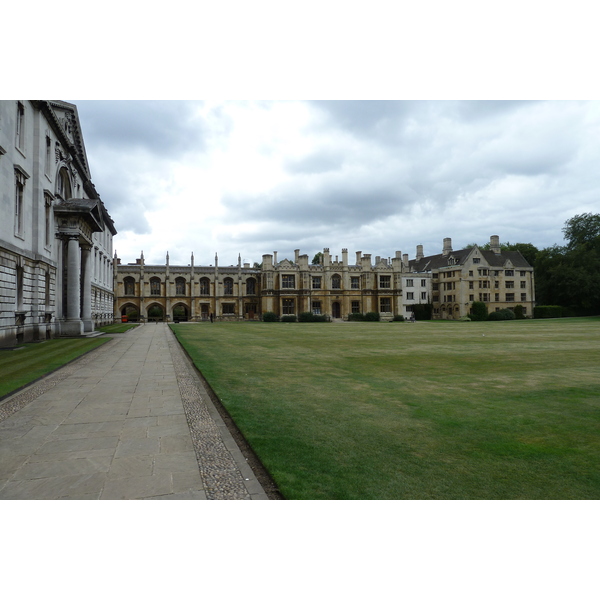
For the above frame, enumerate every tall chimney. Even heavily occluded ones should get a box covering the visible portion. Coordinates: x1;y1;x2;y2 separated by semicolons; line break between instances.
294;249;300;263
442;238;453;256
416;245;424;260
490;235;501;254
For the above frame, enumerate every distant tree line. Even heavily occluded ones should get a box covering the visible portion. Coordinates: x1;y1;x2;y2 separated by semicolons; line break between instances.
466;213;600;316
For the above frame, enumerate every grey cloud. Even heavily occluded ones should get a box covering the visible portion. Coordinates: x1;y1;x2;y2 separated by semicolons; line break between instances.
74;100;207;156
284;150;345;174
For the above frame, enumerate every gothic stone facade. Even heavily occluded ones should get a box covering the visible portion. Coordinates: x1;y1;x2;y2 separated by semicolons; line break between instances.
0;100;116;347
114;237;535;321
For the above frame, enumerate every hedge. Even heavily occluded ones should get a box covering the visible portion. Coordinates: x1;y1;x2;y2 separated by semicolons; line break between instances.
534;305;564;319
488;308;516;321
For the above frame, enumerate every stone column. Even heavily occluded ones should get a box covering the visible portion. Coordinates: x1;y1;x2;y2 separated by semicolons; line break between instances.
64;235;83;336
81;244;93;332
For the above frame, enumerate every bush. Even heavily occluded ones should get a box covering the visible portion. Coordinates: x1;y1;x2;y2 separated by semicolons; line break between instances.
262;311;279;322
347;313;365;321
459;316;471;321
392;315;405;322
412;304;433;320
470;301;488;321
513;304;526;319
298;312;329;323
280;315;297;323
364;312;380;322
534;305;564;319
488;308;516;321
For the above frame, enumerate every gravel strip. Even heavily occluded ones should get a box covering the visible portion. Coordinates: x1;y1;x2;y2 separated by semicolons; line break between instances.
167;329;255;500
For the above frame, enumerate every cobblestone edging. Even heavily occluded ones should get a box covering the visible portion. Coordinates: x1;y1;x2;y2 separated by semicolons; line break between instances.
167;331;252;500
0;338;117;424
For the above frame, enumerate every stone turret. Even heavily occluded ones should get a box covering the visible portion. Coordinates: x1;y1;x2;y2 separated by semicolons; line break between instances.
416;245;424;260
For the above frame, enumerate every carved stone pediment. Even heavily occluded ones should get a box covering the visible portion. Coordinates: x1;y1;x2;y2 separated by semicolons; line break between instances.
278;259;296;269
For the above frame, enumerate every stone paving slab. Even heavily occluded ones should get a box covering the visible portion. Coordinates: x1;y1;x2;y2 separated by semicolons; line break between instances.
0;323;270;500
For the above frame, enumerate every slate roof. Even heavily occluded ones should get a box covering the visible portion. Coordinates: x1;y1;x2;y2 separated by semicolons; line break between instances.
409;247;532;272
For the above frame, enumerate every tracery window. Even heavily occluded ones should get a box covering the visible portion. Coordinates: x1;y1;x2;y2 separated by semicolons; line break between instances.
124;277;135;295
331;274;341;289
246;277;256;295
150;277;161;295
175;277;186;295
200;277;210;295
224;277;234;295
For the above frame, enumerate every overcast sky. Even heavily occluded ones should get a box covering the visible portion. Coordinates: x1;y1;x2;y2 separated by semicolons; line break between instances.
72;100;599;267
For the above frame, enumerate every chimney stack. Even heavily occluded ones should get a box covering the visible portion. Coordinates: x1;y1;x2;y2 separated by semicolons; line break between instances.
490;235;501;254
416;245;424;260
442;238;453;256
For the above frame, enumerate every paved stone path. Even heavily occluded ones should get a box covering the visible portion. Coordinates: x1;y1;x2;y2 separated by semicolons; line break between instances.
0;324;269;500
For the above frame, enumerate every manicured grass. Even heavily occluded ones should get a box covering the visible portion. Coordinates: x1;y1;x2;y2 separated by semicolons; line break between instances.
171;318;600;499
0;337;110;399
97;323;140;333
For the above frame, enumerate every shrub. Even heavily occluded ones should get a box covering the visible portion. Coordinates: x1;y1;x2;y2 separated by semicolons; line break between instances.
298;312;329;323
534;305;564;319
364;312;380;322
347;313;365;321
513;304;526;319
488;308;516;321
470;301;488;321
392;315;405;322
412;304;433;320
280;315;297;323
459;316;471;321
262;311;279;322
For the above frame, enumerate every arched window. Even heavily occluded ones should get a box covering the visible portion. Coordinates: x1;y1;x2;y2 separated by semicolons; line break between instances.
246;277;256;295
124;277;135;295
199;277;210;295
175;277;186;295
150;277;161;295
57;167;72;200
224;277;234;295
331;274;341;289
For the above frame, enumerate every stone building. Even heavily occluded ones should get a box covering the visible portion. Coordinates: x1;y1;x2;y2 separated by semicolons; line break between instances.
409;236;536;319
115;236;534;322
0;100;116;347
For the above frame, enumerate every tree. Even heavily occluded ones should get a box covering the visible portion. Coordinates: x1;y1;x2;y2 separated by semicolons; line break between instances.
563;213;600;250
535;213;600;314
312;252;323;265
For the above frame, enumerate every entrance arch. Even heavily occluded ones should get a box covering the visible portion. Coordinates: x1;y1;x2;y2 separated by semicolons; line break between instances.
147;303;165;322
332;301;341;319
172;302;189;322
120;302;139;321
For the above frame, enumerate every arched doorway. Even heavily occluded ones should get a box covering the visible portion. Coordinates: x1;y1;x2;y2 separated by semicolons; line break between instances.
332;301;341;319
120;303;139;322
200;303;210;320
147;303;164;322
172;303;189;322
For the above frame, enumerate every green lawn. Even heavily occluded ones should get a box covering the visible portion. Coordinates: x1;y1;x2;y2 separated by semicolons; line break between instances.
171;318;600;499
0;337;110;399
